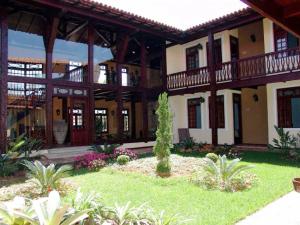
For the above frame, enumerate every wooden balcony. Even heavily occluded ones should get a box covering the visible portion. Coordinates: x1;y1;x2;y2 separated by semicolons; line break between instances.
167;48;300;92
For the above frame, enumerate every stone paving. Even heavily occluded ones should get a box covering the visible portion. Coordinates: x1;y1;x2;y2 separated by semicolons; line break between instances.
236;191;300;225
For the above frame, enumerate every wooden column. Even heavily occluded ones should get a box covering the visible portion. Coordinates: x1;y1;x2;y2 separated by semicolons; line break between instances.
116;33;129;139
44;16;59;147
140;39;148;139
0;9;8;153
88;23;95;143
208;31;218;146
161;43;168;92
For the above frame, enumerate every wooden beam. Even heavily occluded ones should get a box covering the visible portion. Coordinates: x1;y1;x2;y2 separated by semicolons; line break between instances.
95;29;110;46
0;9;8;152
284;2;300;18
131;96;136;139
161;43;167;92
140;39;147;87
64;21;88;40
208;31;218;146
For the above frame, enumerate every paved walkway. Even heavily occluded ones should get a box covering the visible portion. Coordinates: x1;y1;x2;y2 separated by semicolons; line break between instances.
236;191;300;225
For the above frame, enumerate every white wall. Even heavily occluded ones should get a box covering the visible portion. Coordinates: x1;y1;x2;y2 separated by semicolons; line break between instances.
267;80;300;144
169;89;240;144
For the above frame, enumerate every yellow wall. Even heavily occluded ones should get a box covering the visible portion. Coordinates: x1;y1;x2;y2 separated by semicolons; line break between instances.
238;20;265;59
241;87;268;144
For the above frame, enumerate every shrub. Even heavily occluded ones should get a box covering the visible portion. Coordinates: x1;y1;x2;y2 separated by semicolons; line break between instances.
194;155;255;192
88;159;106;171
205;153;218;162
22;160;72;194
180;137;195;150
114;147;137;160
154;92;173;177
75;152;111;169
117;155;130;165
90;143;120;155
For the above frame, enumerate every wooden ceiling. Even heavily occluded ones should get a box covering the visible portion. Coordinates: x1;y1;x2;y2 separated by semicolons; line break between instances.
241;0;300;37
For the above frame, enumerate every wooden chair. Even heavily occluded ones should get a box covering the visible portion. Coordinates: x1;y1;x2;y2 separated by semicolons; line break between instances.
178;128;190;142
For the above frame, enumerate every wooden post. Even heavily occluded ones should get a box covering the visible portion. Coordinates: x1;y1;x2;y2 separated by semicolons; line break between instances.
44;16;59;147
208;31;218;146
131;96;136;139
0;9;8;153
116;33;129;139
161;43;168;92
88;23;95;143
140;39;148;139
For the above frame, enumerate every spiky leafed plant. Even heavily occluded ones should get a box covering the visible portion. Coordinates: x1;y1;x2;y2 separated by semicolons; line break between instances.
153;92;173;176
202;155;254;190
22;160;72;194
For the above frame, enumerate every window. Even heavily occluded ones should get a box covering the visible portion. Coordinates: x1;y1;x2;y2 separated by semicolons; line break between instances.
186;46;199;70
98;64;108;84
209;95;225;128
274;25;299;53
122;67;129;86
122;109;129;132
188;99;202;128
277;87;300;128
95;109;108;132
72;106;84;129
8;62;43;78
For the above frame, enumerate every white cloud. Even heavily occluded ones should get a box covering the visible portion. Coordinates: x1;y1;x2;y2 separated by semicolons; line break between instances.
93;0;247;30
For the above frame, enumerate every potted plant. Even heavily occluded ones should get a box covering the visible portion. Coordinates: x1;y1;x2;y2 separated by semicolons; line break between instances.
293;178;300;192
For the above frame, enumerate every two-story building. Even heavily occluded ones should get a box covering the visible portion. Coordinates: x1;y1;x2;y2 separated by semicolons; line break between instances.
0;0;299;151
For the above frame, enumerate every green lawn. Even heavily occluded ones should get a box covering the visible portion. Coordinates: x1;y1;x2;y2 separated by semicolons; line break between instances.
69;152;300;225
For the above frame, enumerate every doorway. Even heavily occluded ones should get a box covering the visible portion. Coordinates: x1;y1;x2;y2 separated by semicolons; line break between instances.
233;93;242;144
70;98;89;146
230;36;239;79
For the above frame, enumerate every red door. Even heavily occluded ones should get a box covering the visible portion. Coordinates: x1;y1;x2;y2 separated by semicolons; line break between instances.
70;98;89;146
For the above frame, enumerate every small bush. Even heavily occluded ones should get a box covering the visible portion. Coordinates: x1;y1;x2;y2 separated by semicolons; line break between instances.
75;152;111;169
88;159;106;171
117;155;130;165
205;153;218;162
114;148;137;160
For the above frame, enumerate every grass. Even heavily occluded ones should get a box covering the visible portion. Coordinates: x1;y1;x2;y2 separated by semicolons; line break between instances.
69;152;300;225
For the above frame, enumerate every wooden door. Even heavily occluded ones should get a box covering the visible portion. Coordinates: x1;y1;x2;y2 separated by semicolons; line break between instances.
70;98;89;146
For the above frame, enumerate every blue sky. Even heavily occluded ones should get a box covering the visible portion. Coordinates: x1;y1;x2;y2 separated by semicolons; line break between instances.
95;0;247;30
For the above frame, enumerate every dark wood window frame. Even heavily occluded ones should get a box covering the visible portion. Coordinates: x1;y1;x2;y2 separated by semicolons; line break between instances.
277;87;300;128
274;24;299;53
94;108;108;133
187;98;202;129
186;46;199;71
206;38;222;70
209;95;225;129
122;109;129;132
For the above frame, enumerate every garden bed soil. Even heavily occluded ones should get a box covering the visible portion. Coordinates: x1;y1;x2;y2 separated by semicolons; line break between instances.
110;154;203;177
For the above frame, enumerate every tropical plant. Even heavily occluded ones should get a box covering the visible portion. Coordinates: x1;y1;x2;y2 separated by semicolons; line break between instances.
200;155;254;191
0;196;34;225
205;153;218;163
117;155;130;165
180;138;195;150
22;160;72;194
8;134;43;159
153;92;173;176
268;126;296;151
148;211;191;225
0;154;19;177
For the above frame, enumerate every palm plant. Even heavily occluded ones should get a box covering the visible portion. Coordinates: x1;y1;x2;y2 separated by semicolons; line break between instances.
22;160;72;194
202;155;254;190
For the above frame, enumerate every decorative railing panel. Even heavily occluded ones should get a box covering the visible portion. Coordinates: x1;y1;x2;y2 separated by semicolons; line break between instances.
167;67;209;90
167;48;300;90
